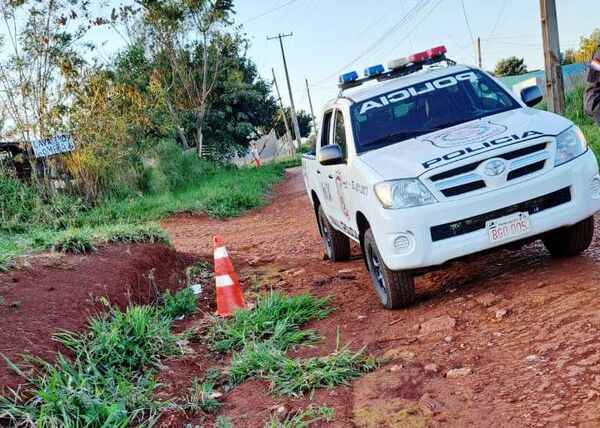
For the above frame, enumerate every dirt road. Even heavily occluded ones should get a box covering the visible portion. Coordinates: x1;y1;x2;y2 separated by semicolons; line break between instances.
162;167;600;427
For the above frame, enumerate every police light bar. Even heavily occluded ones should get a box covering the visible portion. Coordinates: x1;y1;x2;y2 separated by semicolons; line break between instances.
388;57;409;70
364;64;384;77
339;71;359;84
408;50;429;63
427;45;447;58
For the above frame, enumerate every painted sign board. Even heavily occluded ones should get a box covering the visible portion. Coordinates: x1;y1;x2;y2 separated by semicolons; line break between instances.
32;135;75;158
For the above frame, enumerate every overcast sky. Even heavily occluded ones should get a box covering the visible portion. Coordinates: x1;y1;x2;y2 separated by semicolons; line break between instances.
30;0;600;117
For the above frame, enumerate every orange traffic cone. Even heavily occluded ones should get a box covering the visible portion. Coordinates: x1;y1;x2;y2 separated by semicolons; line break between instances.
213;235;246;317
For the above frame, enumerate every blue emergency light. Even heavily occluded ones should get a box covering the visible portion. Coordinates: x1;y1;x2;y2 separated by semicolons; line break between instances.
339;71;359;84
364;64;384;77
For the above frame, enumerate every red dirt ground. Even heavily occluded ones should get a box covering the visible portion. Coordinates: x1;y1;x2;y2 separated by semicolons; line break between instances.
159;167;600;427
2;167;600;427
0;243;194;391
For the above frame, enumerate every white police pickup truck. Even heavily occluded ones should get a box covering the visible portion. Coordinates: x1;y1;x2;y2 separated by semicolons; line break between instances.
302;46;600;309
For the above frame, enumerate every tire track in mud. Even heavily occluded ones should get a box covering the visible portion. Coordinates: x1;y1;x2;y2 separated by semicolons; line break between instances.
162;167;600;427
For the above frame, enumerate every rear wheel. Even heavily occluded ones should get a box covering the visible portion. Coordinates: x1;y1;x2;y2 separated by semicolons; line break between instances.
542;216;594;257
364;229;415;309
317;206;350;262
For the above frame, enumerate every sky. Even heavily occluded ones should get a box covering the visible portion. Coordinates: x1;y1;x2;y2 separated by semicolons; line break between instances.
227;0;598;117
6;0;600;121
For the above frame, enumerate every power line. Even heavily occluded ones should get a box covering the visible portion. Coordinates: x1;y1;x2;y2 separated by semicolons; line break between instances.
489;0;510;39
382;0;444;59
460;0;477;63
312;0;433;85
241;0;301;26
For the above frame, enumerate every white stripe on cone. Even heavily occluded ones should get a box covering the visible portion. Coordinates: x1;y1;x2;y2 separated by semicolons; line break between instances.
215;274;234;288
214;247;229;259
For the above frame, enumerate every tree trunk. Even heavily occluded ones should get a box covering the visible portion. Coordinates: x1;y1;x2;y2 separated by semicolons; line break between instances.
196;119;204;159
166;96;189;149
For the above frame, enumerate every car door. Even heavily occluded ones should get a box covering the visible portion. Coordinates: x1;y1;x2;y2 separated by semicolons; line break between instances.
319;108;351;231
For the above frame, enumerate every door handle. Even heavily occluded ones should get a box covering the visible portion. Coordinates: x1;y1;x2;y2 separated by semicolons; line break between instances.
316;169;321;174
328;174;334;179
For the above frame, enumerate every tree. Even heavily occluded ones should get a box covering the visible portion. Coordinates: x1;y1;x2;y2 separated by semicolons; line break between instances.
494;56;528;77
137;0;235;158
273;108;312;141
563;28;600;64
0;0;93;186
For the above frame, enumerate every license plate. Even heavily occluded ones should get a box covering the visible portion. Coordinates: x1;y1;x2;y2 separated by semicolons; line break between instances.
486;212;531;243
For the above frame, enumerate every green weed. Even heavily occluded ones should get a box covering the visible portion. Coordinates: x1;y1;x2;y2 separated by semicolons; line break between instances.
227;342;380;397
55;305;183;374
211;292;332;353
0;291;193;426
182;379;222;414
52;230;96;254
266;405;335;428
215;415;234;428
160;288;198;319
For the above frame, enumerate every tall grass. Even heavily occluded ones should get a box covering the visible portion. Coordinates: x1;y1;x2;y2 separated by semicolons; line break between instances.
0;150;298;267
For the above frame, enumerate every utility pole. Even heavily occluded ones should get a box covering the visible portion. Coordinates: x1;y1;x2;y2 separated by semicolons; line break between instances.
305;78;318;135
539;0;565;115
477;37;482;69
271;68;292;144
268;33;302;147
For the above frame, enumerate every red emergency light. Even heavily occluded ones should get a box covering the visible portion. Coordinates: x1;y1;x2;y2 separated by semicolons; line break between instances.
408;46;447;64
427;45;447;58
408;50;429;63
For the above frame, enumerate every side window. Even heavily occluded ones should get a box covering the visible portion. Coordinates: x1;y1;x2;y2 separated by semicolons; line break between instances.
333;110;347;157
320;111;333;148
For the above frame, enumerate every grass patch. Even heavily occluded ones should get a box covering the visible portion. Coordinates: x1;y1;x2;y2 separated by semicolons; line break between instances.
209;292;379;399
0;288;199;426
160;288;198;319
267;405;335;428
228;341;380;397
51;230;97;254
182;378;222;415
210;292;332;353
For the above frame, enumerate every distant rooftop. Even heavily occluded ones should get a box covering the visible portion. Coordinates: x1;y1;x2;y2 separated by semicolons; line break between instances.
499;62;588;88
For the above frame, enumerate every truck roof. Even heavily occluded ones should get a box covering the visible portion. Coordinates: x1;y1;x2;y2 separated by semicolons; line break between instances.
334;64;473;105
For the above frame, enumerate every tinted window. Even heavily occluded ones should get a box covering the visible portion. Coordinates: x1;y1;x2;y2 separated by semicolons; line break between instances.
333;110;347;157
350;70;520;153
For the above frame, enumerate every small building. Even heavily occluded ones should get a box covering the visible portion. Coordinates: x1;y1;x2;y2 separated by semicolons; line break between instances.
500;63;588;95
0;141;33;181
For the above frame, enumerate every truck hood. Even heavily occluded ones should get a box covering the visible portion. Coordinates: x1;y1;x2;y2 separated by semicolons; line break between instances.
358;108;573;178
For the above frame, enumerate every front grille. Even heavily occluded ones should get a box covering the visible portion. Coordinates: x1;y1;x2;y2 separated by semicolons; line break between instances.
441;180;486;197
427;142;550;198
430;187;571;242
507;160;546;180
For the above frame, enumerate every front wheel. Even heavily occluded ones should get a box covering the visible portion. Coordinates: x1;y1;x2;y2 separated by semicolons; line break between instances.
542;216;595;258
364;229;415;309
317;206;350;262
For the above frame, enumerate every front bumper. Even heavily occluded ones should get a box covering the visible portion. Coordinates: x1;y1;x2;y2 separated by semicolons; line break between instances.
373;150;600;271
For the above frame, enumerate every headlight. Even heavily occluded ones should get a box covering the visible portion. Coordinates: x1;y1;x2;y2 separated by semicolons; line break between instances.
555;126;587;166
374;179;436;209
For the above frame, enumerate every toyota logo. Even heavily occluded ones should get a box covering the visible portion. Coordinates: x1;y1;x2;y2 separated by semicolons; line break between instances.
483;159;506;176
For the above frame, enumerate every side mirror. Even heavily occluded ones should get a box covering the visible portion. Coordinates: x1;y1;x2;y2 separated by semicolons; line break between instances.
520;85;543;107
318;144;344;165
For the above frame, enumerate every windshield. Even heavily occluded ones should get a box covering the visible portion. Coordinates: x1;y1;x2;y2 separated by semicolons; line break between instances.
350;69;521;153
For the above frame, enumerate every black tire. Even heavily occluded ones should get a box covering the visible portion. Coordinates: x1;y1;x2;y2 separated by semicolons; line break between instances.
317;205;350;262
542;216;594;258
363;229;416;309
